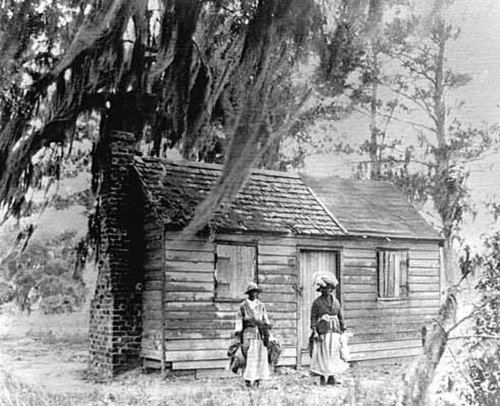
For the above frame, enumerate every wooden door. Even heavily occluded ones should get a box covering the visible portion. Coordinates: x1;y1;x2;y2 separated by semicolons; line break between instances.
298;249;340;366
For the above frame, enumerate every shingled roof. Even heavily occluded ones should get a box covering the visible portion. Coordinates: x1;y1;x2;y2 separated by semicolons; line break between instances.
133;157;345;237
301;175;442;240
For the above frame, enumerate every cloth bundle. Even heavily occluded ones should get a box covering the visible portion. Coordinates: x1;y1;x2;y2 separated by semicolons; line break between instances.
227;339;246;374
267;335;282;365
339;331;352;362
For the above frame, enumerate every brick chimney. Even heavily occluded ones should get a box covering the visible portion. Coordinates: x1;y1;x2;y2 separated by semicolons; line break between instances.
89;131;144;378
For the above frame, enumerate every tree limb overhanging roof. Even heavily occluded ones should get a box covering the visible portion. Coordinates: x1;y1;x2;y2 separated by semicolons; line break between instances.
301;175;443;240
133;157;345;237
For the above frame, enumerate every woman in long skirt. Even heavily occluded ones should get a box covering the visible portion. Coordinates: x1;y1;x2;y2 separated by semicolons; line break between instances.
310;275;348;385
235;282;272;387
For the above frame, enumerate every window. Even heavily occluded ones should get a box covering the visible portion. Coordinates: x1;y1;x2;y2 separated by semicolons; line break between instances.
215;244;256;300
377;250;409;299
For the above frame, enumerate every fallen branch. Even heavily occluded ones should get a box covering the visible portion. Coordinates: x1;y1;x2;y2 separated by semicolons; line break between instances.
401;285;459;405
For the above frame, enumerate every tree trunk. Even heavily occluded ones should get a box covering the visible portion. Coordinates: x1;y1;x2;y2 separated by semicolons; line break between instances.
432;2;459;287
369;44;381;180
443;236;457;286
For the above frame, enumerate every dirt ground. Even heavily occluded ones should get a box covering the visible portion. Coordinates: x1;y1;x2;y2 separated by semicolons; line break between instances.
0;310;409;403
0;311;92;394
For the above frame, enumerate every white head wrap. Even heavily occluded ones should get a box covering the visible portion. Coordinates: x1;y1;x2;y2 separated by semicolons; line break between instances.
312;271;338;291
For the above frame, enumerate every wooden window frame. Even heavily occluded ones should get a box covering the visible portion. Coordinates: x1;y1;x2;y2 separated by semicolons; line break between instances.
376;248;409;301
214;241;258;303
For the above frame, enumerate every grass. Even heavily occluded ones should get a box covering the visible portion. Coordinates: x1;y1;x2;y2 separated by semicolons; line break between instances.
0;368;403;406
0;311;88;344
25;327;87;346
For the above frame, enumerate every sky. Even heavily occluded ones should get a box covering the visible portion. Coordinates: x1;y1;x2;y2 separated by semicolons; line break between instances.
446;0;500;125
304;0;500;173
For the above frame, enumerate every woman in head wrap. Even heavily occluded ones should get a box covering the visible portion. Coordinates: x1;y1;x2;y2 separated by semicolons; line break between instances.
235;282;272;387
310;272;348;385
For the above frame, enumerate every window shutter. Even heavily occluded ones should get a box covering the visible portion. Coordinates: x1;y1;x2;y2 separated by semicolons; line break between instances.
377;251;384;297
394;252;401;297
377;249;409;299
400;251;409;297
387;252;395;297
216;254;231;297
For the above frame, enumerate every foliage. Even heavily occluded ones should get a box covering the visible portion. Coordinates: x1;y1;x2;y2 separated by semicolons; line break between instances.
257;96;343;171
0;0;324;228
433;235;500;405
0;281;14;304
0;229;86;314
39;294;79;314
257;1;386;171
462;233;500;405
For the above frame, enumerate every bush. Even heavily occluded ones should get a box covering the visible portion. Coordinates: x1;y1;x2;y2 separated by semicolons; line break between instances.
0;229;87;314
45;259;67;276
464;234;500;406
455;234;500;406
39;294;77;314
0;282;14;304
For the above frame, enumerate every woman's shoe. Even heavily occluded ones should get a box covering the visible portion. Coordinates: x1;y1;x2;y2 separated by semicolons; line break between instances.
320;376;327;386
327;376;336;385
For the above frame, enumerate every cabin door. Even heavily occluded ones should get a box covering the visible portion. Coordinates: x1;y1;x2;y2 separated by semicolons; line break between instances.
297;249;340;366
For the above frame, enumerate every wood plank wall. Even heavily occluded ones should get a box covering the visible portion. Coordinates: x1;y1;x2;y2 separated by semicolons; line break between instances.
141;230;441;370
140;216;164;363
341;239;441;361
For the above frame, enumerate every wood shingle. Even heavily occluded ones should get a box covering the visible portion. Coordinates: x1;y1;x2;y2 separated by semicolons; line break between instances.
133;157;345;237
301;175;442;240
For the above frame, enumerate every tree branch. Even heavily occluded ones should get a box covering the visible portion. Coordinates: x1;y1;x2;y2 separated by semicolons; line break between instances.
353;106;436;133
355;156;433;168
448;334;500;341
386;52;436;86
414;87;438;123
462;149;500;164
384;84;434;119
446;300;492;336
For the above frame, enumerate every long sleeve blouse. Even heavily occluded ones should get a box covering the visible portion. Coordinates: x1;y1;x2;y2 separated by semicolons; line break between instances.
310;294;346;332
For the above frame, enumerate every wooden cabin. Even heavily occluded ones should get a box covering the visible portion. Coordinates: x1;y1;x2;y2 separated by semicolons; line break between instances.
88;132;443;377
